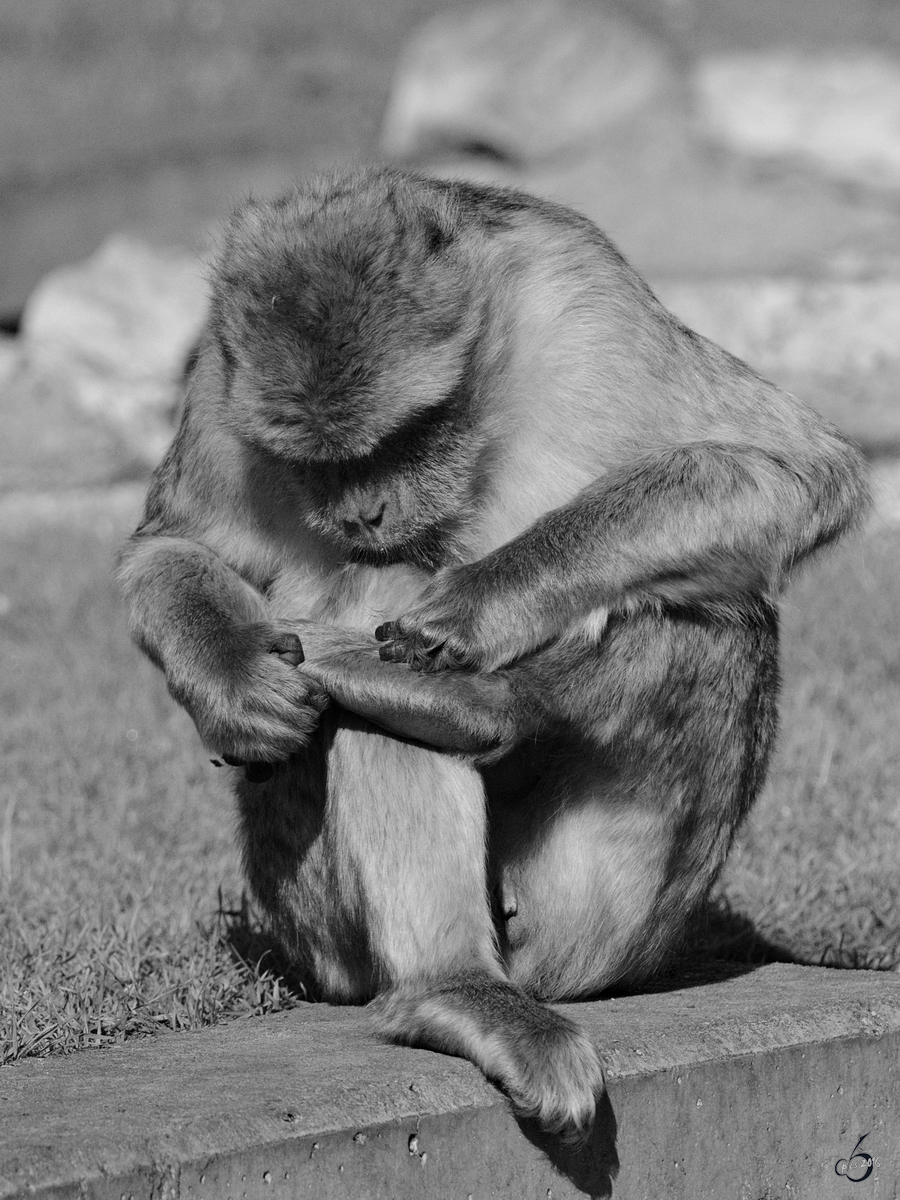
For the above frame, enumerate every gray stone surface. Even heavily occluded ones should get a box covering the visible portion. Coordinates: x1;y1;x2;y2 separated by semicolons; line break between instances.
1;963;899;1198
654;276;900;450
380;0;675;163
0;356;141;495
693;51;900;191
419;122;900;282
0;0;454;311
21;236;208;467
7;0;900;314
656;276;900;379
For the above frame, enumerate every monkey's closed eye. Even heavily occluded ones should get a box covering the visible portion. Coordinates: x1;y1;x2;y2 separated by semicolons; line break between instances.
211;755;275;784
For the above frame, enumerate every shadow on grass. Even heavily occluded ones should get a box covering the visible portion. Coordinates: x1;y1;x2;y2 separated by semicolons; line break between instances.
216;890;317;1005
683;900;801;966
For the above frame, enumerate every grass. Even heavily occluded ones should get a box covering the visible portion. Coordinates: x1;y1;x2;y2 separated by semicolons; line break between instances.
710;521;900;970
0;508;898;1065
0;511;303;1065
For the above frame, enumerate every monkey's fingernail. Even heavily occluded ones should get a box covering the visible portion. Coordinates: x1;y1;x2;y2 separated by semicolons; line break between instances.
222;754;246;767
245;762;275;784
374;622;396;642
378;642;406;663
278;650;304;667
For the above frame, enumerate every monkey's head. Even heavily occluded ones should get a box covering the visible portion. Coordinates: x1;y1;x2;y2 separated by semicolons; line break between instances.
211;170;496;566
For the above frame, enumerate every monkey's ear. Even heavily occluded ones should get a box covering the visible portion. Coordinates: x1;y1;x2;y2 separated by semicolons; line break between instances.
424;219;454;255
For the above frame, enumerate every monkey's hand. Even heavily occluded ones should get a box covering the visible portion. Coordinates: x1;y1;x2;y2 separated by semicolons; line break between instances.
169;624;329;762
375;560;539;673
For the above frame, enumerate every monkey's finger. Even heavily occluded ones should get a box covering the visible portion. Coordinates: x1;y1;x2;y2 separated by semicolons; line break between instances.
222;753;246;767
268;631;305;667
374;622;398;643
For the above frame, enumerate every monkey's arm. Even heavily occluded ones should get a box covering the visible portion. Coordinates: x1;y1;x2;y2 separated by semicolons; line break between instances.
119;527;525;761
119;534;329;761
380;426;869;673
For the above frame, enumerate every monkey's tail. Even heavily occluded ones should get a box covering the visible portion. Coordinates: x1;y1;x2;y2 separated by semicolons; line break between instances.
371;971;604;1141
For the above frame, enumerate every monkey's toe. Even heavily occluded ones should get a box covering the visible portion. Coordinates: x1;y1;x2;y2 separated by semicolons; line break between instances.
268;631;305;667
377;639;410;664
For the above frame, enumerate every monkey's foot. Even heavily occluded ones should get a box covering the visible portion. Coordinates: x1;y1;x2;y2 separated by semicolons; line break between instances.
371;973;604;1141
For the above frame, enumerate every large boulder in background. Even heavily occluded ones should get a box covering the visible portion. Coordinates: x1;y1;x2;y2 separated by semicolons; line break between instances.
381;7;900;282
0;342;141;494
381;0;676;163
693;52;900;192
657;277;900;380
20;236;208;469
656;276;900;451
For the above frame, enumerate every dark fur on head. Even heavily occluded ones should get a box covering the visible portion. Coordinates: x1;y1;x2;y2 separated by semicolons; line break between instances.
208;170;497;564
211;170;480;461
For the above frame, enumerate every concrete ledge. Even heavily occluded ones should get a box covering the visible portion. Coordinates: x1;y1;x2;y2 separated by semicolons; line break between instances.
2;964;899;1199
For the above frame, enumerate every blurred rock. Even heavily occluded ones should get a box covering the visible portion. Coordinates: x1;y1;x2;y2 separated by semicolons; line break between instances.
655;276;900;450
0;482;146;535
870;459;900;529
381;0;675;163
656;277;900;378
21;236;208;466
424;125;900;280
693;52;900;191
0;349;142;494
0;0;441;312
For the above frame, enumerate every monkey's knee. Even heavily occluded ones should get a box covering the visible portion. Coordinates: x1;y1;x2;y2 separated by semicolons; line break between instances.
495;795;676;999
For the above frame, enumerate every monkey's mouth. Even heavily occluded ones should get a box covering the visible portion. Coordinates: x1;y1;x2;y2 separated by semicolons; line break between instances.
339;526;452;572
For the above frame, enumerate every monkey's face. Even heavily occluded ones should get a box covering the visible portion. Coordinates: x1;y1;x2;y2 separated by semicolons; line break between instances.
295;394;488;567
212;173;493;565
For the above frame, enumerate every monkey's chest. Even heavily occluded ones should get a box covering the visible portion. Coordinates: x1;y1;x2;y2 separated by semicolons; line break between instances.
268;561;431;630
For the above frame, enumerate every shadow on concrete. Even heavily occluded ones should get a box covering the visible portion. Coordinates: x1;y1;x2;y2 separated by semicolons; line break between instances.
604;902;802;1000
518;1089;619;1200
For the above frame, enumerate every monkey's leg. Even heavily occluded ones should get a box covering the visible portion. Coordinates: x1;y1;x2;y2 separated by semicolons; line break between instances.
290;621;529;758
238;713;603;1139
491;605;779;1000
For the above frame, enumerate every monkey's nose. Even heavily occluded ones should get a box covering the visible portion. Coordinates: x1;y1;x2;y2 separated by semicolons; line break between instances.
340;501;388;540
360;501;386;528
343;502;386;537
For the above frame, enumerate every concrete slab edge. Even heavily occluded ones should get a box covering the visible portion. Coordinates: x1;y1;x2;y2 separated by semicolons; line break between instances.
2;964;899;1199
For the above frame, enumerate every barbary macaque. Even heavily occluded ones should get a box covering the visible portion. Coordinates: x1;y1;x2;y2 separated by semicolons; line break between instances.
119;167;868;1137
